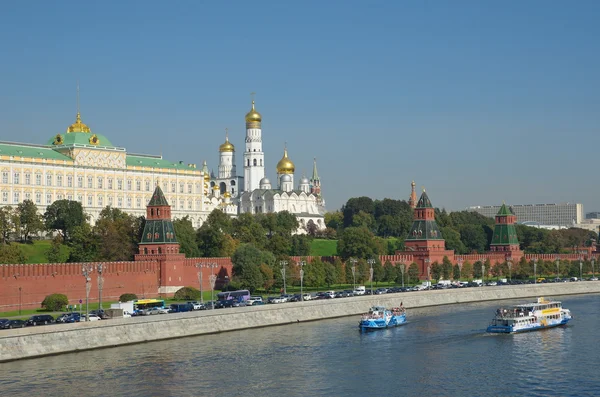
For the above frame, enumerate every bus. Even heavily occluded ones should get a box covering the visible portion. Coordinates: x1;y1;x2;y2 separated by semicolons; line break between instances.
133;299;166;315
216;290;251;302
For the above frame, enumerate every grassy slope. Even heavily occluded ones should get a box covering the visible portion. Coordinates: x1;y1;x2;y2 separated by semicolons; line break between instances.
15;240;70;264
310;239;338;256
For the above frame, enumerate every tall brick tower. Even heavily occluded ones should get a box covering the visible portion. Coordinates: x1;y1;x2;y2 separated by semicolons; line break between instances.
135;184;185;295
489;203;520;253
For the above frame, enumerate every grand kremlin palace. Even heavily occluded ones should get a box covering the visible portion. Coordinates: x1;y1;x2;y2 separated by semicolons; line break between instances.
0;101;325;230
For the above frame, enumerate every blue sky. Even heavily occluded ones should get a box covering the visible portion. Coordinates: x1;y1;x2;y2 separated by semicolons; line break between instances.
1;1;599;213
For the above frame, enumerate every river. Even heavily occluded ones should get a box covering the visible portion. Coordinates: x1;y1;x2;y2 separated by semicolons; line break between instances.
1;294;599;396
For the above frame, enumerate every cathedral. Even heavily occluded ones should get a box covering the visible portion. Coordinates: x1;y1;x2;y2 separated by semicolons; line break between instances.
206;100;326;233
0;97;325;233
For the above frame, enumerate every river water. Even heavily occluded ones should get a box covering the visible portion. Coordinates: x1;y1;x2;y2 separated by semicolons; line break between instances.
1;294;599;397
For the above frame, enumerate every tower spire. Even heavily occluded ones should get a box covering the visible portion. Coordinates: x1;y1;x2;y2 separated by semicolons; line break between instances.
312;157;320;181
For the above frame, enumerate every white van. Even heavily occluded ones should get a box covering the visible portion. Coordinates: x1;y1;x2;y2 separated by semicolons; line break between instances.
354;286;366;295
247;296;263;305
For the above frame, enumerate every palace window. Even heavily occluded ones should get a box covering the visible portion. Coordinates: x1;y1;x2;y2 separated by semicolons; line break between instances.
35;173;42;186
88;176;93;188
188;199;192;209
117;197;123;207
77;194;82;202
136;180;141;191
57;194;63;200
108;178;113;190
162;182;167;192
127;179;132;191
108;196;113;206
188;184;192;194
136;197;141;208
77;176;83;188
35;192;41;204
67;175;73;187
57;175;62;187
98;176;103;189
117;179;123;190
2;172;8;184
25;192;31;201
179;199;184;209
46;174;52;186
88;195;93;206
171;182;176;193
25;173;31;185
46;193;52;204
179;182;184;193
145;180;150;191
127;196;132;208
67;194;73;201
2;191;8;203
13;192;20;203
98;195;103;207
253;159;257;166
14;172;20;184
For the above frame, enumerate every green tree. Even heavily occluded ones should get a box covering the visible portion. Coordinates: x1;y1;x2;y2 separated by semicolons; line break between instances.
174;287;201;300
383;260;396;282
46;235;68;263
67;223;99;262
453;264;460;280
333;257;346;284
342;197;375;227
324;261;337;287
442;256;453;279
173;216;200;257
0;243;26;263
0;206;13;244
197;209;236;257
462;261;473;280
459;224;488;253
352;210;375;230
231;244;267;293
94;207;139;261
231;213;267;249
372;258;384;285
43;200;87;242
431;261;441;281
337;226;377;260
325;211;343;231
17;200;43;241
395;263;407;285
290;234;312;256
305;257;326;288
259;263;275;292
441;227;467;254
41;293;68;311
119;293;138;302
408;262;420;284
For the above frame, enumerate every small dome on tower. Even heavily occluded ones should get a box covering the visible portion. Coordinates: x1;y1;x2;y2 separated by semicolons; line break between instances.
276;147;295;174
245;101;262;123
219;136;235;152
260;177;271;185
300;176;310;184
280;174;292;183
67;112;91;133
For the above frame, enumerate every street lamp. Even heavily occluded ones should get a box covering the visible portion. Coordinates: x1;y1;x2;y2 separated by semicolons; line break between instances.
399;261;405;288
97;263;104;312
18;287;22;315
280;261;288;295
82;264;93;322
481;262;485;283
196;263;204;303
555;257;560;279
350;258;357;291
533;258;538;284
367;258;375;295
579;256;583;280
592;258;596;280
457;258;463;281
298;261;306;302
207;263;218;308
506;256;513;281
424;258;431;290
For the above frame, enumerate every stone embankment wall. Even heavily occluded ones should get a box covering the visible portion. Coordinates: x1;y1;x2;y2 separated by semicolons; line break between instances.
1;282;599;363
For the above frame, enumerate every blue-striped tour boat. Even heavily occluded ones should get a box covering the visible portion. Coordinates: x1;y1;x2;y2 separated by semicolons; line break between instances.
359;305;407;331
486;297;572;334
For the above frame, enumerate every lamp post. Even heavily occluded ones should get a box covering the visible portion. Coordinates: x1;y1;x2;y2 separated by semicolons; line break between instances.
299;261;306;302
533;258;538;284
97;263;104;312
457;258;463;281
399;261;405;288
506;256;513;281
208;263;218;309
367;258;375;295
18;287;22;316
481;262;485;283
350;258;357;291
280;261;288;295
82;264;93;322
592;259;596;280
579;256;583;280
196;263;204;303
424;258;431;290
555;257;560;279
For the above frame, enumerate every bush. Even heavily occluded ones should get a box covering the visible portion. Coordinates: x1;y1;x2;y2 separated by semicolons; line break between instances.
41;293;68;311
119;293;138;302
173;286;201;301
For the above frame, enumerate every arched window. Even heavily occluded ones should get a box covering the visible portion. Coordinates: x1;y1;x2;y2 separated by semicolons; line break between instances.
231;180;236;186
144;247;148;254
247;159;250;166
260;159;263;166
253;159;257;166
220;182;226;194
158;247;162;254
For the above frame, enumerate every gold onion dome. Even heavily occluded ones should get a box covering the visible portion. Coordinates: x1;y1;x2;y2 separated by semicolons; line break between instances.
67;112;91;133
219;136;235;152
276;147;295;174
245;101;262;123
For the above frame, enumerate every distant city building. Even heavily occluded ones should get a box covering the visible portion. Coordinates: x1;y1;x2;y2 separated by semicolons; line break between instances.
467;202;584;227
586;212;600;219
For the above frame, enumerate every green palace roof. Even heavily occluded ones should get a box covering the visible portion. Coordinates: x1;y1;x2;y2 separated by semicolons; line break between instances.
0;142;72;161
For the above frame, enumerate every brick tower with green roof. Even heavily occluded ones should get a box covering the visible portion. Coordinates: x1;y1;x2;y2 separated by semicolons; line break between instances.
405;189;446;251
489;203;521;253
135;184;186;295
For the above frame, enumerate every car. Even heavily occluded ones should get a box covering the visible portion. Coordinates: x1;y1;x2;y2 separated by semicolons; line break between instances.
215;300;234;309
342;290;355;297
267;297;284;304
80;314;101;321
589;277;599;281
63;313;82;323
302;293;312;301
25;314;55;326
247;296;264;305
375;288;387;295
251;300;266;306
148;307;169;315
55;314;70;323
189;302;204;310
0;319;26;329
202;301;216;310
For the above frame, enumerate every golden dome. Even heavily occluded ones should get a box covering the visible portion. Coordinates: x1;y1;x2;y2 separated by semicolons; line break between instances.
223;192;231;198
245;101;262;124
67;112;91;133
276;147;295;174
219;135;235;152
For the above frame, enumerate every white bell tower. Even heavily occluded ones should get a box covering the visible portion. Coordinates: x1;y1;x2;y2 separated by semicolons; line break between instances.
243;96;265;192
